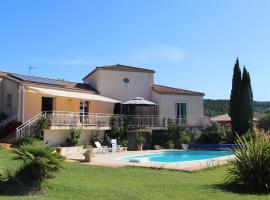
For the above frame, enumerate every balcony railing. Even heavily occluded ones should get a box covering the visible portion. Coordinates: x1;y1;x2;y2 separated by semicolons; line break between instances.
16;111;209;138
47;112;209;128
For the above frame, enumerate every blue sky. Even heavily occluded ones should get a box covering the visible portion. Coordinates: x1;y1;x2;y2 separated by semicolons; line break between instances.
0;0;269;100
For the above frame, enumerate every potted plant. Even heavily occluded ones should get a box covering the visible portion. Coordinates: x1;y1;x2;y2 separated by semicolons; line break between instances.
136;134;145;151
83;147;94;162
154;145;160;150
180;132;191;150
56;146;62;154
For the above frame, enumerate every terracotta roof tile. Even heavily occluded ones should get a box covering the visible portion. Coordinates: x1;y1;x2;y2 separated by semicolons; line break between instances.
151;84;204;96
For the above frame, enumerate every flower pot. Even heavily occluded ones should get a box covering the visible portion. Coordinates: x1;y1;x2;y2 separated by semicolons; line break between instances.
182;144;189;150
137;144;143;151
85;155;91;162
56;147;62;154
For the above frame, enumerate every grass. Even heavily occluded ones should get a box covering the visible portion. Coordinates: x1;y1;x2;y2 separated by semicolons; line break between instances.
0;147;269;200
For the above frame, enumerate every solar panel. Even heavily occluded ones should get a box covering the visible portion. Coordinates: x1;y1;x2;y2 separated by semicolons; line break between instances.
8;73;66;86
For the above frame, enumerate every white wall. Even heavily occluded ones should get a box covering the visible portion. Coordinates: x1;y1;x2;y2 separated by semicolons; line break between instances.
84;70;154;102
156;93;204;126
44;129;105;147
0;78;19;116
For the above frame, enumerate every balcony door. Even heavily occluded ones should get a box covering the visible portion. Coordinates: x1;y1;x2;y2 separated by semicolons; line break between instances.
176;103;187;124
42;97;54;113
80;100;89;123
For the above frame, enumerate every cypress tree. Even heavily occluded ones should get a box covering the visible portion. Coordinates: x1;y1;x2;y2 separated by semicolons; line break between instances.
229;58;242;135
239;67;253;134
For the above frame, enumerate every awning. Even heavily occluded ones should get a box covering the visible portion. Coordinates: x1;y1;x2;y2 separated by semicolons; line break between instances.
27;86;121;103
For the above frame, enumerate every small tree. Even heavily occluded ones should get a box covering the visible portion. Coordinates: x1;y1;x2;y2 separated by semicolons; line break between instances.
167;118;185;148
258;114;270;132
230;58;242;136
33;116;50;139
66;129;81;146
239;67;253;134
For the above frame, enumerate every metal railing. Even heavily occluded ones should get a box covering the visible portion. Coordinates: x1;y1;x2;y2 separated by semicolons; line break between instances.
0;114;18;128
16;112;46;138
16;111;210;138
48;112;112;128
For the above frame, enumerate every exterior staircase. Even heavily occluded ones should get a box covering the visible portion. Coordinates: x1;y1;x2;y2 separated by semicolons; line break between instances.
0;114;21;148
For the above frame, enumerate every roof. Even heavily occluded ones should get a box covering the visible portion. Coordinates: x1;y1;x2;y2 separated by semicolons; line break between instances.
151;84;204;96
3;72;98;94
210;113;260;122
83;64;155;80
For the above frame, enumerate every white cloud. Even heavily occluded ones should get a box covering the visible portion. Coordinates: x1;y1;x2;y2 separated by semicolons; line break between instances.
128;44;186;63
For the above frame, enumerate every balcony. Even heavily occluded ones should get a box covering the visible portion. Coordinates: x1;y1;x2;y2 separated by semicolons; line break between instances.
47;112;208;129
16;111;209;138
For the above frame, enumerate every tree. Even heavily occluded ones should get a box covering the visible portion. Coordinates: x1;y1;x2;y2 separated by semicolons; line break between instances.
239;67;253;134
230;58;242;135
257;114;270;132
229;59;253;136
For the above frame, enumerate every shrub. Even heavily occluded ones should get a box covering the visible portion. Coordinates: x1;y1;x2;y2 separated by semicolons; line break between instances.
257;114;270;132
167;118;185;148
13;144;64;186
227;133;270;192
66;129;81;146
196;122;224;144
166;140;175;149
14;136;41;147
136;132;146;145
0;112;8;122
121;139;128;147
90;133;104;146
33;116;50;139
180;132;191;144
151;130;169;148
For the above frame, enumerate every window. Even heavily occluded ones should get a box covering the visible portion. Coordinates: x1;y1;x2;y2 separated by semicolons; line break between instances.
176;103;187;124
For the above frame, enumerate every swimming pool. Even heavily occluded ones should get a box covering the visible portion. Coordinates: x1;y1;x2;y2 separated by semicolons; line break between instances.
123;150;234;163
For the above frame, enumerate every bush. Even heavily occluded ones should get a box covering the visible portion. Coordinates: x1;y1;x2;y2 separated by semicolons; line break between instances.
166;140;175;149
136;132;146;145
180;132;191;144
257;114;270;132
196;122;225;144
121;139;128;147
14;136;41;147
33;116;50;139
90;133;104;146
227;133;270;192
0;112;8;122
66;129;81;146
13;144;64;186
151;130;169;148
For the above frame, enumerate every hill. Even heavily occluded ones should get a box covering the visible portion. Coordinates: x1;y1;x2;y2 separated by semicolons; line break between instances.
204;99;270;117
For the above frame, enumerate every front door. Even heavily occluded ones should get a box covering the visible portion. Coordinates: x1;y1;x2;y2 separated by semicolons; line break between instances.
42;97;54;112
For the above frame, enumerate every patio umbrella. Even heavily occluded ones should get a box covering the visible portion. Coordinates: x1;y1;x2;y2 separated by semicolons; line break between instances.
123;97;156;106
123;97;156;115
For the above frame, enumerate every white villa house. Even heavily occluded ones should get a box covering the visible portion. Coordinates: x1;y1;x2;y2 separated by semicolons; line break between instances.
0;64;207;146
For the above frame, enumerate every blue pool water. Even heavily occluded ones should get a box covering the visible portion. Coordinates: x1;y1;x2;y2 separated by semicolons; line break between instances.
123;150;234;163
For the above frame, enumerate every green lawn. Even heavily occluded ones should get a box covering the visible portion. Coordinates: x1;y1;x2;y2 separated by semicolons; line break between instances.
0;147;269;200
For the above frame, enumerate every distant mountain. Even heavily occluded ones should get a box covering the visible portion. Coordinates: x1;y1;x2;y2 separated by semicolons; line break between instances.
204;99;270;117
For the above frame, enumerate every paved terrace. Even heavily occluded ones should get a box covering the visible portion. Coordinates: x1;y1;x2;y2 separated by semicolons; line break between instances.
62;148;235;172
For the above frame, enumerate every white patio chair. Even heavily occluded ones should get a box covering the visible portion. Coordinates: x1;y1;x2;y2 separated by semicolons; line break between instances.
95;142;109;154
111;139;123;152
